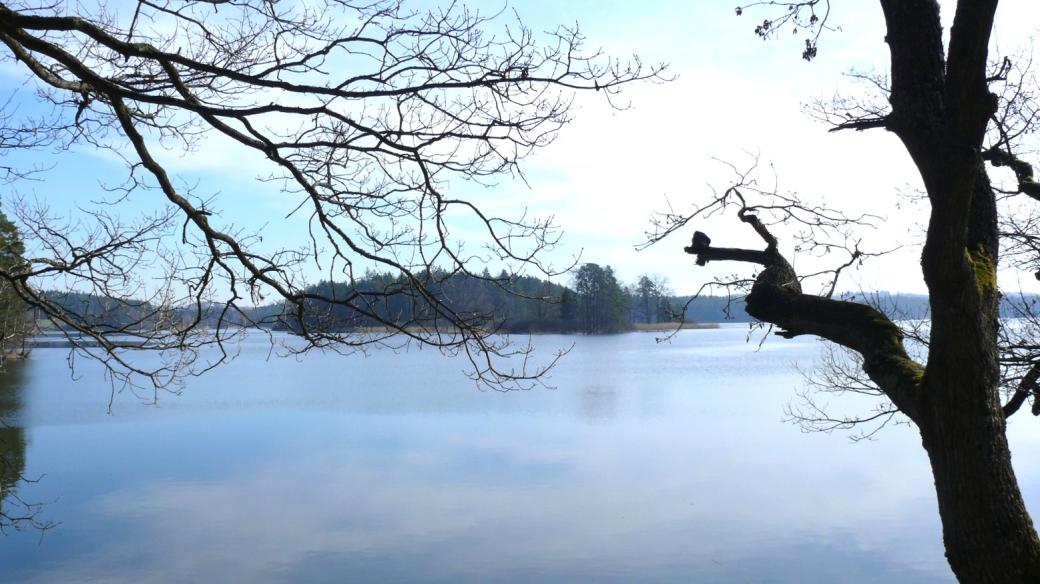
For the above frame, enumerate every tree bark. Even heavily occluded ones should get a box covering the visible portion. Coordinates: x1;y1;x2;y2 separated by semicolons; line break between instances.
913;155;1039;582
885;2;1040;580
919;401;1040;583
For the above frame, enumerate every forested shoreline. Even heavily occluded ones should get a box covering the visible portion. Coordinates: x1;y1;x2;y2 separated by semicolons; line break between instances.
36;274;1040;337
36;263;678;335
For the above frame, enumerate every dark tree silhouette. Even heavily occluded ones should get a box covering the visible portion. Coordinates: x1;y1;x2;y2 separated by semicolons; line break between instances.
0;207;26;366
572;263;629;333
630;274;672;325
0;0;664;397
0;362;50;533
648;2;1040;582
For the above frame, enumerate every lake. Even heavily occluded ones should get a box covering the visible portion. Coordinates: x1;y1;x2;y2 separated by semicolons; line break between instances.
2;326;1038;583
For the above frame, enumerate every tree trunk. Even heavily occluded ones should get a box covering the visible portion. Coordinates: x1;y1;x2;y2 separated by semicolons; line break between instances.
919;381;1040;583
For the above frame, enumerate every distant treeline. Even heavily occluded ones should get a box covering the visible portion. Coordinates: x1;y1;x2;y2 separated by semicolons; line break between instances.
34;290;275;333
283;264;674;334
34;265;680;335
35;283;1040;336
38;291;166;331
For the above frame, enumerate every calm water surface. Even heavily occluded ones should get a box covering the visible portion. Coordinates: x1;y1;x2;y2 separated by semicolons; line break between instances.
3;326;1039;583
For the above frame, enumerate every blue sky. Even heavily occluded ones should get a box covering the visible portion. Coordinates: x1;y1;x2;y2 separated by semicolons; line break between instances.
2;0;1039;298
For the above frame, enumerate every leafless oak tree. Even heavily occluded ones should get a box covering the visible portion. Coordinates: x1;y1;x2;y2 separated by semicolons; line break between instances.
647;1;1040;582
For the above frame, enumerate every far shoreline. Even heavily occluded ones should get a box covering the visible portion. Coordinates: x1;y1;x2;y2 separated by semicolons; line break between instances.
632;322;720;332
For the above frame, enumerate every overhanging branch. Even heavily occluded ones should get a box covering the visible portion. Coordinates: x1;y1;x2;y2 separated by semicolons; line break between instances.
684;222;923;422
983;146;1040;200
1003;361;1040;418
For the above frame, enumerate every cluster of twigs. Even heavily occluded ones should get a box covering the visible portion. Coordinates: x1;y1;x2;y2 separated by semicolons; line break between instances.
0;0;666;398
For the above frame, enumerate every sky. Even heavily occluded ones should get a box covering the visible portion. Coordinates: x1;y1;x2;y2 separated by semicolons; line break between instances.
491;0;1039;295
2;0;1040;298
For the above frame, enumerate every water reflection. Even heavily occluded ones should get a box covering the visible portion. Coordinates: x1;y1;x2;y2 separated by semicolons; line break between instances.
578;385;619;420
0;329;998;582
0;361;27;526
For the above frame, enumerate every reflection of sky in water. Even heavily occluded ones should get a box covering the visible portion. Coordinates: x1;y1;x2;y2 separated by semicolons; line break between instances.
4;327;1038;582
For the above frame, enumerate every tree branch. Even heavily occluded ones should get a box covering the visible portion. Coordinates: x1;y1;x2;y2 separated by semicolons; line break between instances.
684;223;923;422
1003;361;1040;418
983;146;1040;200
827;116;888;133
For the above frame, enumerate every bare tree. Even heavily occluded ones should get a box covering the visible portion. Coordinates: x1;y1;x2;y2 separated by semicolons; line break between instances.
0;0;664;399
646;1;1040;582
